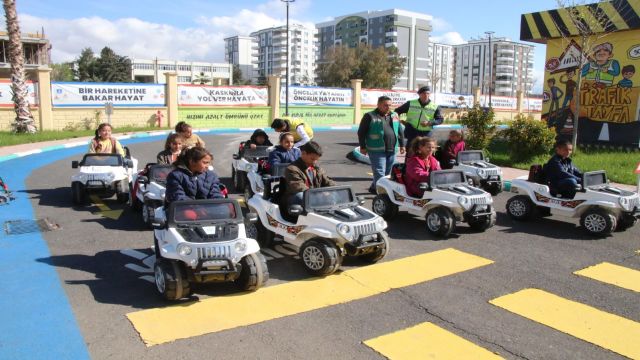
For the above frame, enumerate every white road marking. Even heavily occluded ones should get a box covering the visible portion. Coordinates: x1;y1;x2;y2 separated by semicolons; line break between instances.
120;249;149;260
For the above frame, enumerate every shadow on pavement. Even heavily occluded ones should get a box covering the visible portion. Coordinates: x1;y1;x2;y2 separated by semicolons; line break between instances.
495;212;602;241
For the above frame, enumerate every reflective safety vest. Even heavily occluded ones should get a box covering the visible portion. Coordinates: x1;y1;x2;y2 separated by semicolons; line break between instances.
406;99;438;131
583;60;617;85
365;111;400;153
285;118;314;142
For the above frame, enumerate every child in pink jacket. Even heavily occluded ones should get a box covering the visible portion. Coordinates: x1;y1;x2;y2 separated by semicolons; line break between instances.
405;137;441;198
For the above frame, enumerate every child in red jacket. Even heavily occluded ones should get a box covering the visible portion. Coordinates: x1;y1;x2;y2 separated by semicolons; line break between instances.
405;137;441;198
440;129;466;169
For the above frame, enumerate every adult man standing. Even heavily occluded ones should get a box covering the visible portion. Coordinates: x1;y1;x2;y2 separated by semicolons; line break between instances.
271;118;314;148
358;96;405;194
394;86;443;147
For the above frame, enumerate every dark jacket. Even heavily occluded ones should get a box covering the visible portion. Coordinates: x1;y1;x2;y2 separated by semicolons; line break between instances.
268;145;301;168
439;140;466;169
243;129;273;148
165;164;223;202
284;158;336;199
544;154;582;185
156;149;177;165
357;109;405;153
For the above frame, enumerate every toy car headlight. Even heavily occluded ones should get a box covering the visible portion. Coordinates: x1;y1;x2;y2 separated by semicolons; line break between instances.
376;217;387;230
337;223;352;239
177;243;192;256
476;168;487;179
619;197;631;211
457;196;472;210
235;240;247;253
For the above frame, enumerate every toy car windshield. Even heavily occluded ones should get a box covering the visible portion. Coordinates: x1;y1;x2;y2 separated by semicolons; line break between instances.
305;186;356;211
243;146;270;160
583;171;607;187
458;151;484;162
81;154;122;166
430;170;466;187
149;165;173;184
173;202;238;222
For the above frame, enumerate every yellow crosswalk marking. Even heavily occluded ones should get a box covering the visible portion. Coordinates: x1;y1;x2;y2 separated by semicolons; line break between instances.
127;248;493;346
574;262;640;292
490;289;640;359
364;322;503;359
89;195;123;220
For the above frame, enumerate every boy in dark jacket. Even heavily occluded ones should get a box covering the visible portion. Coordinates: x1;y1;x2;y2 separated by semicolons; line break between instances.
284;141;335;214
268;132;301;169
166;147;223;202
244;129;273;150
544;139;582;199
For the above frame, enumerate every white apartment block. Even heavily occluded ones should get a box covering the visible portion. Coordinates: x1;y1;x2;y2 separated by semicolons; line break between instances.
224;35;258;83
316;9;432;90
453;37;534;97
131;59;232;85
250;23;317;85
426;43;454;93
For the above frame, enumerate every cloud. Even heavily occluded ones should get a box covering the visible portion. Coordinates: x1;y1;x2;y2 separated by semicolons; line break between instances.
430;32;465;45
429;17;452;32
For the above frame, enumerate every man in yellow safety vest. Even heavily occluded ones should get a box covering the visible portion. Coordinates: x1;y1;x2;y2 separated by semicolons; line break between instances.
394;86;443;147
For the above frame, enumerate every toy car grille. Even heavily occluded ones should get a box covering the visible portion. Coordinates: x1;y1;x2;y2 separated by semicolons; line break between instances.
484;168;500;176
629;197;640;209
196;245;232;259
353;223;377;237
469;196;489;205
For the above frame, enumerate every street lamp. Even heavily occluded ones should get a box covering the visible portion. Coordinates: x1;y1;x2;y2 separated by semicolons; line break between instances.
485;31;494;108
281;0;295;116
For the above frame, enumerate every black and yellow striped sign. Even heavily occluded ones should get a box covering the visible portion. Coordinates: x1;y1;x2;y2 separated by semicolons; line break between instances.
521;0;640;43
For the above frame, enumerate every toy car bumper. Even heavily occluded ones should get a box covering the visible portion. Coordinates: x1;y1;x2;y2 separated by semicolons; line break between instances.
193;257;239;275
624;208;640;219
480;178;502;188
344;233;385;256
463;205;494;221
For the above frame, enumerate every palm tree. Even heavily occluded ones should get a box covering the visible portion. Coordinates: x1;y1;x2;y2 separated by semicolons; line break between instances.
3;0;36;133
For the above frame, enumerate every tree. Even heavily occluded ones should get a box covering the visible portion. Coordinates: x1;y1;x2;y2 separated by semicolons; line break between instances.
192;71;212;85
550;0;623;148
3;0;36;133
75;47;98;81
316;44;406;88
232;65;244;85
74;47;131;82
51;63;74;81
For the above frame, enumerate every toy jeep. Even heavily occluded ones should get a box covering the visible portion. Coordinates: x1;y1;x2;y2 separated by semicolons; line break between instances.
507;167;640;236
373;167;496;238
152;198;268;300
131;163;173;227
452;150;503;195
71;152;137;205
247;181;389;276
231;145;271;200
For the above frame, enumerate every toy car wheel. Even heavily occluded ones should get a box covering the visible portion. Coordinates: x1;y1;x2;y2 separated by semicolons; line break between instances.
372;194;398;220
244;183;254;202
154;259;191;301
616;215;637;232
468;211;496;232
300;239;342;276
142;204;154;228
425;207;456;237
506;195;535;221
71;181;86;205
234;169;246;192
236;252;269;291
129;183;142;211
359;231;390;264
116;182;129;203
580;208;617;236
487;184;502;196
154;236;162;258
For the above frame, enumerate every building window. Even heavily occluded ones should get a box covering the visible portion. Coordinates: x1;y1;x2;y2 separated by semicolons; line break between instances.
177;76;191;83
177;65;191;71
158;64;176;71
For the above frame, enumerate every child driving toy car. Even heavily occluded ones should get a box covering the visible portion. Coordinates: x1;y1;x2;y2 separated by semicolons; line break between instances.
156;133;183;165
268;132;301;169
243;129;273;150
543;139;582;199
165;147;223;202
439;129;466;169
175;121;206;149
405;137;441;198
88;123;125;156
283;141;336;215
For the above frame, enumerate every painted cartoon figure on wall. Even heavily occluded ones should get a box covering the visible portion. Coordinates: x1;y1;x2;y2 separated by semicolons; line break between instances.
581;42;620;89
618;65;635;88
560;69;577;109
546;78;564;115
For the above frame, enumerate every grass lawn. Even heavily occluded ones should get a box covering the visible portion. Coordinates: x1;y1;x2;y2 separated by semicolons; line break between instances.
487;140;640;185
0;126;168;147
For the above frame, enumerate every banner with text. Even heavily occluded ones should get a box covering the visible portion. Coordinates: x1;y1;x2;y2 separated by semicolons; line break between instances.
522;97;543;112
179;107;271;128
361;88;417;106
279;106;354;125
51;82;165;107
282;86;352;106
478;95;518;110
0;80;38;107
434;93;474;108
178;85;268;106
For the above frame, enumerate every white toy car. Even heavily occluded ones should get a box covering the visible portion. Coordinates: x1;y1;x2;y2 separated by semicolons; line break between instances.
131;163;173;227
452;150;503;195
506;167;640;236
247;182;389;276
231;145;271;200
152;199;268;300
372;167;496;238
71;152;137;205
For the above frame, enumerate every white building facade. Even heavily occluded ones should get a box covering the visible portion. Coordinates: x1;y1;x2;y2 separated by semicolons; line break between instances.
131;59;232;85
224;35;258;84
316;9;432;90
453;37;534;96
250;24;317;85
426;43;454;93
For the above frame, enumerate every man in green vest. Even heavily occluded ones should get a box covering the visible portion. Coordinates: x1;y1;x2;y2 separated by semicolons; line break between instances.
395;85;443;147
358;96;405;194
271;118;314;148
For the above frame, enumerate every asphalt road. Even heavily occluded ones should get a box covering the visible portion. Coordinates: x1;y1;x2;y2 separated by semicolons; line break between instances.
26;130;640;359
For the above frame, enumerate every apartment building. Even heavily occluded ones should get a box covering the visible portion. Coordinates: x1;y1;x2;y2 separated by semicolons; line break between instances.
224;35;258;83
426;42;454;93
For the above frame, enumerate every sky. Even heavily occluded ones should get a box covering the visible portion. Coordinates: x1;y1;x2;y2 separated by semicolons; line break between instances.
3;0;563;92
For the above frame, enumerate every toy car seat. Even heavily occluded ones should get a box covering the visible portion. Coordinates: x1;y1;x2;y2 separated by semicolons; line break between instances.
528;164;546;184
391;163;406;184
